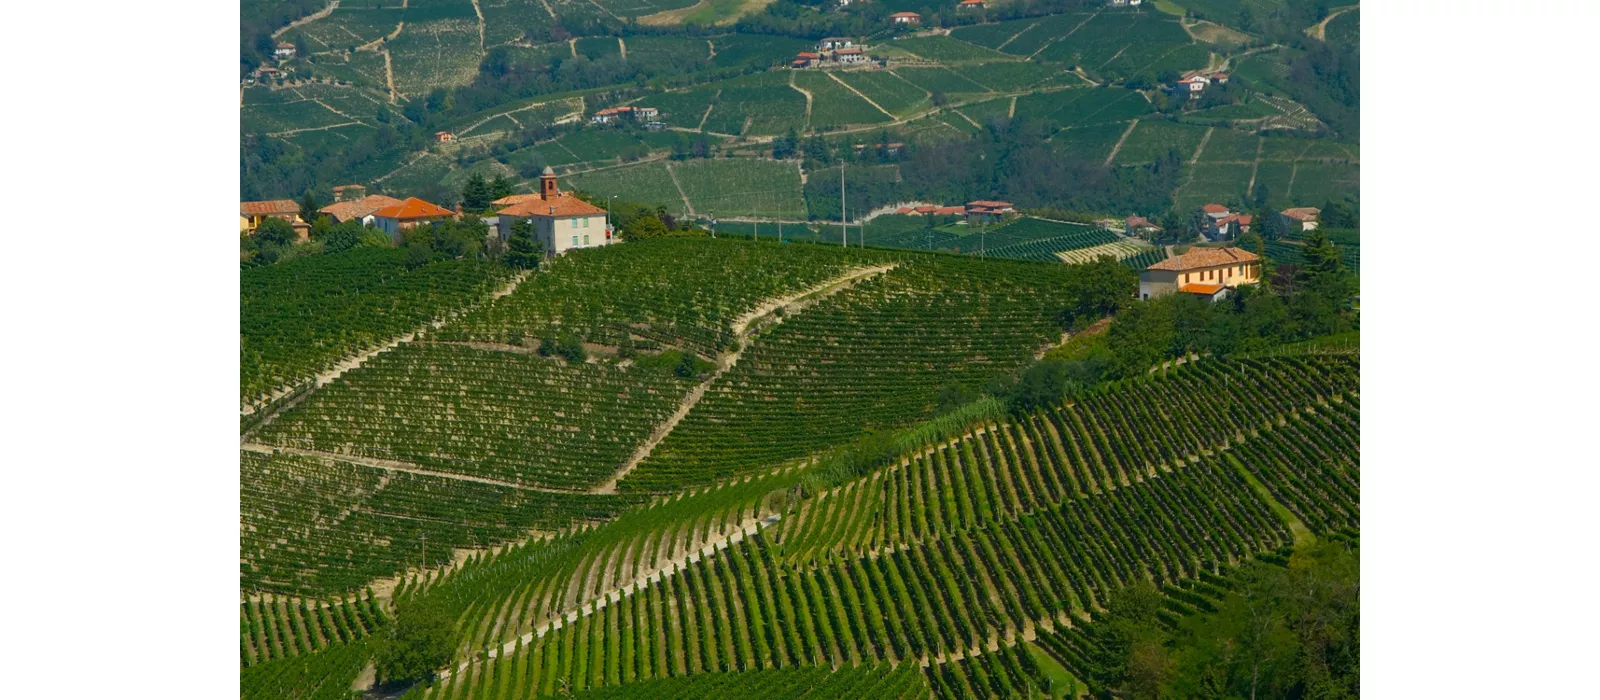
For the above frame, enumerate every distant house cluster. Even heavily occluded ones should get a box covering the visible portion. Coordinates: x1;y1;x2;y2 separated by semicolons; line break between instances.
957;0;987;9
794;38;873;68
1139;247;1261;302
853;141;904;157
892;200;1016;223
891;11;922;25
591;106;660;125
242;170;615;258
1168;71;1229;100
1125;215;1162;237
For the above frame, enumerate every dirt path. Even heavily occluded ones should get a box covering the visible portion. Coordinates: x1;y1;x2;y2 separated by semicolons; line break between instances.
618;37;627;59
442;516;776;680
1245;135;1264;193
274;0;339;39
568;37;578;58
826;72;896;120
1027;11;1096;61
270;121;362;136
471;0;485;51
1307;5;1358;41
664;161;696;218
1008;95;1017;119
1190;126;1214;165
790;72;814;131
382;49;397;103
1104;119;1139;167
589;265;896;494
705;38;716;59
994;21;1038;52
536;0;556;18
695;92;718;131
241;442;584;493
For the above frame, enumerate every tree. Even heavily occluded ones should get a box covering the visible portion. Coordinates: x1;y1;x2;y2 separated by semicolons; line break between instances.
504;219;544;269
461;174;494;213
674;350;700;378
621;214;668;241
323;221;366;253
404;241;433;270
489;175;515;202
375;598;458;686
1252;181;1270;208
1058;255;1138;328
298;191;321;226
292;33;310;60
254;217;298;247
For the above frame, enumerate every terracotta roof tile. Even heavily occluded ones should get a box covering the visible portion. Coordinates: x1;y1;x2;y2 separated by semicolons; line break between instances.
1281;207;1321;220
498;192;607;218
1147;246;1259;271
373;197;456;220
1201;203;1229;214
320;194;404;222
241;200;299;216
1179;283;1225;295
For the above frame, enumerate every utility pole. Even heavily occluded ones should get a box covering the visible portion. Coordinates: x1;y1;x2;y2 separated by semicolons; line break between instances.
840;162;847;248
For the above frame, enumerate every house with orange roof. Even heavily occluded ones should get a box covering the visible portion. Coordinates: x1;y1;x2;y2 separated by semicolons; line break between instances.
319;194;405;226
1125;215;1161;237
495;167;613;256
240;200;307;238
1279;207;1321;232
965;199;1016;224
1139;246;1261;301
435;131;455;143
372;197;458;239
890;11;921;24
958;0;986;9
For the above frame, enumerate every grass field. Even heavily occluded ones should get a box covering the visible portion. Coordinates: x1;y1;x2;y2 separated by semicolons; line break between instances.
833;71;931;118
671;159;806;218
1196;126;1261;162
567;161;689;214
1051;122;1133;164
1113;119;1211;165
892;66;991;96
793;71;893;129
892;35;1016;62
1174;162;1255;211
1013;87;1152;129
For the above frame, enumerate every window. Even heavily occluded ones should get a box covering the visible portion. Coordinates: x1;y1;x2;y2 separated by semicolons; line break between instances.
582;218;590;228
583;235;590;245
571;235;578;247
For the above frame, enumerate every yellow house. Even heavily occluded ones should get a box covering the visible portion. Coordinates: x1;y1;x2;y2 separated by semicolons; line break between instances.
240;200;304;236
1139;247;1261;301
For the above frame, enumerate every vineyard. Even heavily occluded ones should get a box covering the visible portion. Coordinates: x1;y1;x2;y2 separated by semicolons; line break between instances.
435;238;892;357
240;248;511;405
254;342;696;490
622;257;1079;491
378;355;1356;698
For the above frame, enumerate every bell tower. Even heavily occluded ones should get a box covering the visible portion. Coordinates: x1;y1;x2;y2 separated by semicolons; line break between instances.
539;166;559;199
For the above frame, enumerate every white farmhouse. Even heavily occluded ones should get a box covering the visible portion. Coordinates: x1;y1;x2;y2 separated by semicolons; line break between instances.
495;168;614;256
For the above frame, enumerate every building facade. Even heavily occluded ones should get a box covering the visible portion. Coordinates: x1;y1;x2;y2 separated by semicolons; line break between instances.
495;168;614;256
1139;247;1261;301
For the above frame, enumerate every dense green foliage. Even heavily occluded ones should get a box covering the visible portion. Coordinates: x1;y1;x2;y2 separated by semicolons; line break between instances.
377;597;461;686
240;638;371;700
240;590;387;666
240;248;510;403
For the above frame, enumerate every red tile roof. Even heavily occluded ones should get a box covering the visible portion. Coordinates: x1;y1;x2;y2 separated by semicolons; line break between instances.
498;192;606;218
836;47;863;54
373;197;456;220
241;200;299;216
1201;203;1229;214
1126;215;1156;229
896;207;914;214
1179;283;1225;296
320;194;404;222
891;11;921;18
1282;207;1321;221
966;200;1014;208
934;206;966;216
797;52;820;59
959;0;985;5
1148;247;1259;272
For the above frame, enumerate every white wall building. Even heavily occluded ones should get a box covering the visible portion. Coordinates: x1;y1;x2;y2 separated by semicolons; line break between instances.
495;168;614;256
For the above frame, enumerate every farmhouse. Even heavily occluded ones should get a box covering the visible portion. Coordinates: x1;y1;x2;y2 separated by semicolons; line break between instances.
239;200;306;238
258;67;279;79
319;194;404;226
331;184;367;202
1106;0;1143;6
372;197;458;239
435;131;456;143
1126;215;1161;237
834;47;867;65
591;106;658;124
495;167;614;257
275;42;296;58
1139;247;1261;301
891;12;922;24
818;37;855;51
966;200;1015;224
1279;207;1321;231
958;0;986;9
